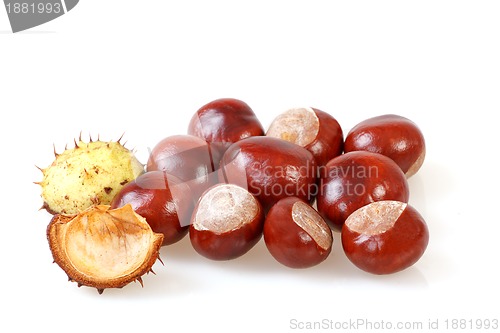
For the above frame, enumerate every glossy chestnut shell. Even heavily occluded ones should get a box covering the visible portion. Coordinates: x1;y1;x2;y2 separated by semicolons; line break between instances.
266;107;343;166
264;197;333;268
189;183;264;261
219;136;317;211
342;201;429;274
344;114;426;178
110;171;193;246
188;98;264;152
317;151;409;231
146;134;221;199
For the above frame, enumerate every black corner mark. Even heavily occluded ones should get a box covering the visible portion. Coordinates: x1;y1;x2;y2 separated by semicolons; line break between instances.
4;0;79;33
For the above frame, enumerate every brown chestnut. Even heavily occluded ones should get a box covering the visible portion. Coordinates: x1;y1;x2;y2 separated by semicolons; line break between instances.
266;107;344;166
344;114;426;178
317;151;409;231
146;134;221;199
219;136;317;212
110;171;193;246
188;98;264;153
264;197;333;269
342;200;429;274
189;183;264;261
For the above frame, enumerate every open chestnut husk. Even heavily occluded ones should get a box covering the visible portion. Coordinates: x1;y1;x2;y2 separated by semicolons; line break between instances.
47;205;163;294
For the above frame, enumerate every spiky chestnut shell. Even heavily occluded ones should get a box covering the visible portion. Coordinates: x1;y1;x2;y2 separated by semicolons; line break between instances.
38;139;144;215
47;204;164;294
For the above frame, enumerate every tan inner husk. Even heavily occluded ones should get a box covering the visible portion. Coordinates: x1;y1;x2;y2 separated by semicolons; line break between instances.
47;204;163;291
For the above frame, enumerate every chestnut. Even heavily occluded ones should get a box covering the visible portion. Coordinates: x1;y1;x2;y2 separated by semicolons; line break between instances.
344;114;426;178
317;151;409;231
110;171;193;246
342;200;429;274
189;183;264;261
219;136;317;212
146;134;221;199
264;197;333;269
188;98;265;153
266;107;344;166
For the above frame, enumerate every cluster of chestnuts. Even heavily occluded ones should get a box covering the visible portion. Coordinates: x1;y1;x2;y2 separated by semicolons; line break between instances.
39;98;429;293
114;98;429;273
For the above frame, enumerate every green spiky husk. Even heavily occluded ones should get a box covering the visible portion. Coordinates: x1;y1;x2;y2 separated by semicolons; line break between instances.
38;139;144;215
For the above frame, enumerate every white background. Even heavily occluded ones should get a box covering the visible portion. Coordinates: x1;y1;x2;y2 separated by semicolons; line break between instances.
1;1;499;332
